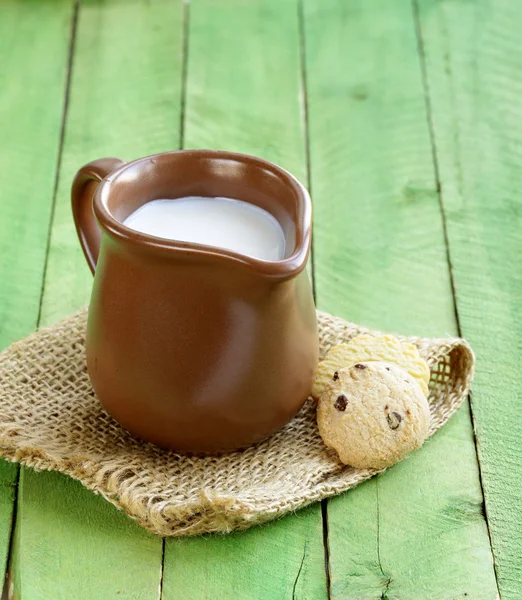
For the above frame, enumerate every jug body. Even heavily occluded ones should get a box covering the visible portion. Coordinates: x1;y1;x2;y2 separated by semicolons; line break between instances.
72;150;318;452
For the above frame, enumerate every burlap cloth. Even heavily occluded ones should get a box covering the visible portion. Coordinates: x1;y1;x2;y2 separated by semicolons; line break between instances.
0;308;474;536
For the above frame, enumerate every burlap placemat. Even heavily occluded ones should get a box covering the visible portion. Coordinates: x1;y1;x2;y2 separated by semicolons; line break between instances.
0;308;474;536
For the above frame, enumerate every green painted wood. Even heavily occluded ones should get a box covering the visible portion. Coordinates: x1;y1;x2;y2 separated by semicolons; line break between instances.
303;0;498;598
415;0;522;597
182;0;307;184
0;462;17;592
162;1;326;598
0;0;72;347
39;0;184;325
10;472;161;600
165;507;326;600
11;0;184;597
0;0;75;585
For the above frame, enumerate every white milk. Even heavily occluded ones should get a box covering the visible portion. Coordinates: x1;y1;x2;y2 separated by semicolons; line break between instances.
123;196;286;261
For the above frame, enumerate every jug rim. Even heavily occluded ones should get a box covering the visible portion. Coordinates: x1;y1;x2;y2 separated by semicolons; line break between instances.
93;149;312;278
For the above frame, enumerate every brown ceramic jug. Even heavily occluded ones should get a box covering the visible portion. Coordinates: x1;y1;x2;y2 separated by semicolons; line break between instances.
72;150;318;453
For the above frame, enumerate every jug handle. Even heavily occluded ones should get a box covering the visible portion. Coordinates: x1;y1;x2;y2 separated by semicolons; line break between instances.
71;157;126;274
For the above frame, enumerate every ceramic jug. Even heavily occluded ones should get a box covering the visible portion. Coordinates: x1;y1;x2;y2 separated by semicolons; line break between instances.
72;150;318;453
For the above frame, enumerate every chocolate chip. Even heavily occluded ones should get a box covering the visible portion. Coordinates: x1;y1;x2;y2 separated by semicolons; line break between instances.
333;371;339;381
387;412;402;430
385;367;391;372
354;363;367;370
334;394;348;411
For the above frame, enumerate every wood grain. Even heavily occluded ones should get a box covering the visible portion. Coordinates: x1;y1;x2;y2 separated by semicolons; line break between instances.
181;0;306;183
165;507;326;600
39;0;184;325
416;0;522;596
10;472;161;600
0;0;73;347
303;0;498;597
162;1;327;598
3;0;515;597
0;0;74;584
0;462;17;593
10;0;184;597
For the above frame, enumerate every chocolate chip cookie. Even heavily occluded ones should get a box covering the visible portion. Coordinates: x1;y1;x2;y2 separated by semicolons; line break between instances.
317;361;430;469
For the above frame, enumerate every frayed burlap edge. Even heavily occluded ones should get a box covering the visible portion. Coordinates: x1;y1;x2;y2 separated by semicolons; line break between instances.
0;308;474;536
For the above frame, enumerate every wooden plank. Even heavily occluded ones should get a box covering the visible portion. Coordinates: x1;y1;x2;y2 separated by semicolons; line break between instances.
11;0;184;597
162;1;327;598
0;0;75;584
165;507;326;600
415;0;522;596
10;472;161;600
39;0;184;324
303;0;499;598
0;0;73;349
181;0;306;183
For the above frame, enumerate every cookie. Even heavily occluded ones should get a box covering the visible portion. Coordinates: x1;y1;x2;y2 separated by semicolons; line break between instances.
312;334;430;399
317;362;430;469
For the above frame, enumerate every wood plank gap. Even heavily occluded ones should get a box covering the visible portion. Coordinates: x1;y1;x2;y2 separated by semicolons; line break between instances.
178;0;190;150
36;0;80;331
158;0;190;591
320;500;332;600
0;470;19;600
410;0;461;336
375;480;391;600
298;3;330;595
2;4;80;597
297;0;316;302
297;0;312;197
298;4;328;596
158;537;166;600
410;1;501;594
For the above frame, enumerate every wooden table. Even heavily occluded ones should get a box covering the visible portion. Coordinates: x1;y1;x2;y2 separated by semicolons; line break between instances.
1;0;519;598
